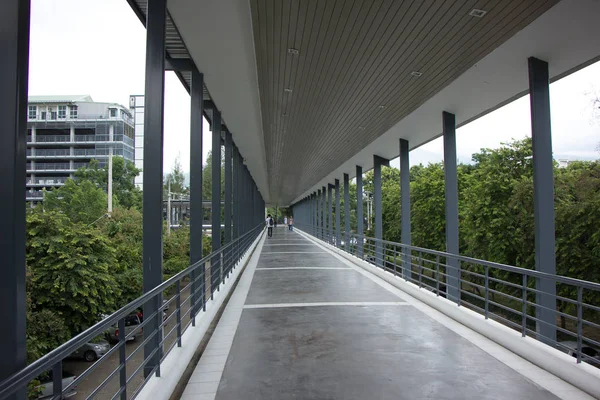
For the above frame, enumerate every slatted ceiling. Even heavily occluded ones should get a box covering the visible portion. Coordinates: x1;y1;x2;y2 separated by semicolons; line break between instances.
252;0;559;203
128;0;211;101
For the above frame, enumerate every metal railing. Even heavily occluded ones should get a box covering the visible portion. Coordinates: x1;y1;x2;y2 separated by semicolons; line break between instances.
0;223;264;400
300;222;600;369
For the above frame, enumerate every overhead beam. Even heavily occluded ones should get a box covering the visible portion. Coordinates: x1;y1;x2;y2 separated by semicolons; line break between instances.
165;57;194;71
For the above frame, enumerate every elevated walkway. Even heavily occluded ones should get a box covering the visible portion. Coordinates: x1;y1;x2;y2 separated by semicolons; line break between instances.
179;227;592;400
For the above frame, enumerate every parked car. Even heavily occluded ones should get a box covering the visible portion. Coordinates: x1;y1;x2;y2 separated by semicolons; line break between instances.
68;340;110;362
559;341;600;367
37;370;77;399
105;313;143;344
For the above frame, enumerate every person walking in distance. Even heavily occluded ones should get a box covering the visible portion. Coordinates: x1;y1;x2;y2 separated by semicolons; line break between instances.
284;216;288;227
288;216;294;231
266;214;274;238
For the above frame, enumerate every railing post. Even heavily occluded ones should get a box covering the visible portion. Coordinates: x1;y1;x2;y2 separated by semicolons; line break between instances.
484;266;489;319
577;287;583;364
418;251;423;288
118;317;127;399
52;361;63;400
435;255;440;292
522;274;528;337
176;280;182;347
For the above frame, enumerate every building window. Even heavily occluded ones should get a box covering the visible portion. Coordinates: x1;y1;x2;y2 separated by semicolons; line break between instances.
58;105;67;119
110;108;117;118
28;105;37;119
41;111;47;120
69;106;78;119
50;111;57;120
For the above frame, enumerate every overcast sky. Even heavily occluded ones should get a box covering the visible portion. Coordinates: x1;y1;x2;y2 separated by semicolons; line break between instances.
28;0;600;175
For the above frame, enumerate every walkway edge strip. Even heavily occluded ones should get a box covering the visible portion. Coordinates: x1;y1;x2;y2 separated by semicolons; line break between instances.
136;231;266;400
295;229;600;400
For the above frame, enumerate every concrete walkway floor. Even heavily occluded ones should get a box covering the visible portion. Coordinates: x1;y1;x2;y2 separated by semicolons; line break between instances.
181;227;588;400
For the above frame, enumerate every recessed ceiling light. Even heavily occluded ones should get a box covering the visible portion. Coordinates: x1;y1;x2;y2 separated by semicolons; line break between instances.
469;9;487;18
411;71;423;77
287;48;299;55
378;105;386;110
284;88;293;93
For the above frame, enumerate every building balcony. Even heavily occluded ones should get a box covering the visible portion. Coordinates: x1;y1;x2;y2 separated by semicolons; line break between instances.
26;177;68;186
28;134;134;147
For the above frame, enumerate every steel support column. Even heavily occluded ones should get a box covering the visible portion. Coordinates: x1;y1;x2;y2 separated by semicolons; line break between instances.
142;0;166;377
189;68;204;318
400;139;411;279
224;130;232;245
374;156;389;268
233;144;239;244
529;57;557;344
344;174;350;251
356;166;364;257
211;111;222;295
335;179;341;246
0;0;30;396
328;184;334;243
443;111;460;303
316;189;321;237
322;186;326;239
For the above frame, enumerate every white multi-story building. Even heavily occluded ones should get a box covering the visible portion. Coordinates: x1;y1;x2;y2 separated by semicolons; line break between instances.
26;95;135;202
129;95;145;190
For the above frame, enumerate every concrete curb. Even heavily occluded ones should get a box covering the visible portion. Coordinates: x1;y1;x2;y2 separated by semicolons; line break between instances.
297;229;600;400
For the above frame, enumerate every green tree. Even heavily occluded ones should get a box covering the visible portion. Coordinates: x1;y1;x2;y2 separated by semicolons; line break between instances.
165;155;188;196
75;157;142;210
44;179;107;224
98;207;144;304
27;210;121;334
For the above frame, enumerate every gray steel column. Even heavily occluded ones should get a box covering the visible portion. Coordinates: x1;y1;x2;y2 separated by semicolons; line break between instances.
314;192;318;235
328;184;333;243
443;111;460;303
344;174;350;251
335;179;341;246
316;189;321;237
224;130;232;245
233;144;239;243
529;57;557;344
211;111;222;294
322;186;326;239
1;0;29;396
400;139;411;279
189;68;204;317
356;166;364;257
374;156;389;267
142;0;166;377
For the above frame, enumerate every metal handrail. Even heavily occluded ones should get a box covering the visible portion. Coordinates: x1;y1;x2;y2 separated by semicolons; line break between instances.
299;222;600;367
0;223;264;399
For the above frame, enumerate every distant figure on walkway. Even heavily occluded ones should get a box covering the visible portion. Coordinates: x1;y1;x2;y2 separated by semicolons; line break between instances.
284;216;288;226
266;214;274;237
288;216;294;231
